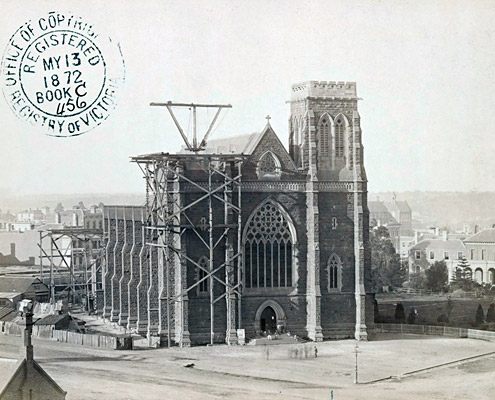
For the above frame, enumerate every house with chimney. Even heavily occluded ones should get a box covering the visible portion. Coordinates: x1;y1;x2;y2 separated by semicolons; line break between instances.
408;228;495;285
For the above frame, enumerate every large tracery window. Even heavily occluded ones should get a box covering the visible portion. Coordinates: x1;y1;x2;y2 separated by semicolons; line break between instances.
244;201;294;288
328;254;341;291
318;118;330;158
335;117;345;158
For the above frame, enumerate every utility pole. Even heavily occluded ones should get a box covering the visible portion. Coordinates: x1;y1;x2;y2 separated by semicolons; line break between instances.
354;340;359;384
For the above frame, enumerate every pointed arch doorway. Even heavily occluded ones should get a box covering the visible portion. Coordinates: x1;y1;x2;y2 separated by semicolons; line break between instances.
260;306;277;334
254;299;287;336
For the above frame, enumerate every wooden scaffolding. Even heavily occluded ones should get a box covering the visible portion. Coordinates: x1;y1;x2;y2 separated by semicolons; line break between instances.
38;228;104;312
132;153;245;346
131;101;244;346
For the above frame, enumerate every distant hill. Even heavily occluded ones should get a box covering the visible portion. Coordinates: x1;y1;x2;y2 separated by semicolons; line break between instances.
2;191;495;230
371;191;495;229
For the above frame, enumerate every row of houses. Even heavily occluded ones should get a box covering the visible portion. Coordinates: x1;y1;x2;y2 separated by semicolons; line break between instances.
0;204;104;269
409;229;495;285
0;204;103;232
0;204;104;233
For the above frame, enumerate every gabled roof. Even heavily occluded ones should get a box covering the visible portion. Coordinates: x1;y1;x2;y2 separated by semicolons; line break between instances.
0;358;20;395
247;123;298;170
384;201;411;213
35;313;84;327
410;239;465;251
368;201;389;213
0;277;47;294
0;212;15;222
187;132;263;155
0;306;15;321
465;229;495;243
189;123;297;171
0;292;22;299
0;359;66;398
35;314;69;326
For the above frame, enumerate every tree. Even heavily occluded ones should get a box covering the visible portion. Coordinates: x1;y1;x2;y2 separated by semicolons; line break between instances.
475;304;485;326
408;272;425;290
407;308;417;324
395;303;406;322
425;261;448;292
486;303;495;323
453;256;473;291
370;226;406;292
446;297;454;319
54;202;64;213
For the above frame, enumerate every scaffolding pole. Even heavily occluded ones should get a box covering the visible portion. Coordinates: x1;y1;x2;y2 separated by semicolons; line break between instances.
208;160;214;345
237;161;243;329
134;153;245;346
38;228;104;310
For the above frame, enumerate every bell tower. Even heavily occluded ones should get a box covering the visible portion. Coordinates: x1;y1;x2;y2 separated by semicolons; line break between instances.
288;81;370;341
288;81;365;181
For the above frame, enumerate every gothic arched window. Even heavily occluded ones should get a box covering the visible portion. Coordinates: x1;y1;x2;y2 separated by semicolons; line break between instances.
257;151;281;179
244;201;294;288
319;118;330;158
335;117;345;158
328;254;341;291
331;217;338;230
197;256;209;294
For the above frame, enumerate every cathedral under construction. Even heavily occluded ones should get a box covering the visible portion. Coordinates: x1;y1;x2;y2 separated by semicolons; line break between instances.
102;81;374;346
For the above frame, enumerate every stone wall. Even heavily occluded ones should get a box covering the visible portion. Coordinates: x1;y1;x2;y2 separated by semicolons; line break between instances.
128;210;143;329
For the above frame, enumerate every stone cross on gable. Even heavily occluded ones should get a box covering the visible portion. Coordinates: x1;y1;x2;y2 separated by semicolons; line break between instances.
266;115;271;124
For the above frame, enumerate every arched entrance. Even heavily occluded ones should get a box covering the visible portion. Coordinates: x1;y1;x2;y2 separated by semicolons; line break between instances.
254;299;287;336
260;306;277;334
488;268;495;284
475;268;483;284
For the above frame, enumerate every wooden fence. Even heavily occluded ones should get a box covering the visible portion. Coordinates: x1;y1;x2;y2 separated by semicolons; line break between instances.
0;321;132;350
375;323;495;341
51;330;123;348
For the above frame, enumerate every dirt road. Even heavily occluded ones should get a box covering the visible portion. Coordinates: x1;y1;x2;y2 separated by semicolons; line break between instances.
1;333;494;399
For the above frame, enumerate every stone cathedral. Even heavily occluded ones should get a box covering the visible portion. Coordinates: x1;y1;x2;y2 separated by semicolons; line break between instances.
102;81;373;346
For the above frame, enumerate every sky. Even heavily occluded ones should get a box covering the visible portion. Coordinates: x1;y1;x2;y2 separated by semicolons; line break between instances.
1;0;495;195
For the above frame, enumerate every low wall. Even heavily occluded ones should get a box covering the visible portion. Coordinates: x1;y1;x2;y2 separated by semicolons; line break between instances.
0;321;132;350
375;323;495;342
